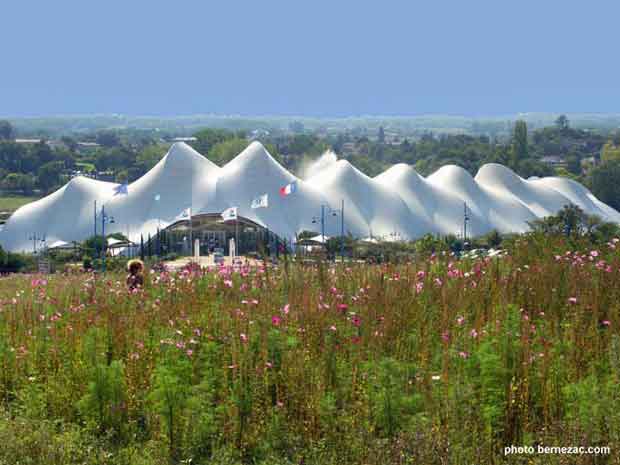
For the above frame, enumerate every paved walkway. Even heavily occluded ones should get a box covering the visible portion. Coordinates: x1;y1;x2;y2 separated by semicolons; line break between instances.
164;255;262;270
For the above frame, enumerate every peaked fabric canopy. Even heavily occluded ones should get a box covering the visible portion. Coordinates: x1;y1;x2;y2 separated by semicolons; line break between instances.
2;141;619;253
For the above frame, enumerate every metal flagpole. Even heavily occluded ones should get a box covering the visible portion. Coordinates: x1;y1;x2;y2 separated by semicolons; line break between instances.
321;205;325;243
463;202;470;248
235;215;239;258
190;168;193;258
101;204;106;273
189;206;193;258
340;199;344;262
94;200;97;259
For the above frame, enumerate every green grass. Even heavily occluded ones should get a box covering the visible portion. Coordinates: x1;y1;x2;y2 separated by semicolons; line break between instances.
0;235;618;464
75;161;96;173
0;195;38;212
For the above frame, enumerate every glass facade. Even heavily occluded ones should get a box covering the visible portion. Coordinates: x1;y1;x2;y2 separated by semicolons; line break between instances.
161;213;286;257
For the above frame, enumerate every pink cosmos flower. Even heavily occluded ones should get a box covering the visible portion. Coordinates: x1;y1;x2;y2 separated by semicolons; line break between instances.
240;333;248;343
470;329;478;338
568;297;577;304
186;349;193;357
329;325;337;332
456;316;465;325
602;320;611;326
282;304;290;315
272;315;282;326
458;351;469;359
350;315;361;327
441;331;450;342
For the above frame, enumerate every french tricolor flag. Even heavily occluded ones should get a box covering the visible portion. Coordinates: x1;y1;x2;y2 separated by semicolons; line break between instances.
279;181;297;197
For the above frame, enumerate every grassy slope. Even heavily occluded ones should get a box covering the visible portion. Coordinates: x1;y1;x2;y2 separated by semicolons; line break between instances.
0;237;618;464
0;195;37;212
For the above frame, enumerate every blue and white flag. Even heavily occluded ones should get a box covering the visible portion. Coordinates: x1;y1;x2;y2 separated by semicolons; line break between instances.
176;207;191;220
113;183;129;196
251;193;268;209
221;206;238;222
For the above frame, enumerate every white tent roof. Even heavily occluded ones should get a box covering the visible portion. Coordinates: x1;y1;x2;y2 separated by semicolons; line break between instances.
48;240;71;249
1;141;619;253
308;234;330;243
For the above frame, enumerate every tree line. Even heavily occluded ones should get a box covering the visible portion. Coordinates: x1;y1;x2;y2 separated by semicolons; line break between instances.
1;117;620;211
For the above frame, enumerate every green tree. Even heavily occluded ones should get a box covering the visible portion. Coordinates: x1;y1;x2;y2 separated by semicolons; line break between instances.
191;128;232;155
511;120;528;168
0;142;26;171
135;143;166;173
601;141;620;162
95;131;121;147
515;159;552;178
565;153;581;175
0;121;13;141
555;114;569;131
93;147;134;171
588;160;620;211
0;245;28;272
1;173;35;194
208;138;249;165
31;141;54;167
61;136;78;152
37;161;65;191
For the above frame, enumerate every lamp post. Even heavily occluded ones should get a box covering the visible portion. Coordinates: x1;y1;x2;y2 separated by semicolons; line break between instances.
340;199;345;262
311;205;326;243
28;233;46;255
312;200;345;261
94;200;98;258
463;202;470;250
388;231;402;242
154;194;161;257
100;204;115;273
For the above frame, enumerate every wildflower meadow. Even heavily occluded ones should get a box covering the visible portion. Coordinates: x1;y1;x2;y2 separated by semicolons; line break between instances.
0;235;619;464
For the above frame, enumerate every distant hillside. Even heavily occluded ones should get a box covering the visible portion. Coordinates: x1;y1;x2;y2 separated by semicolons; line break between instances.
4;113;620;139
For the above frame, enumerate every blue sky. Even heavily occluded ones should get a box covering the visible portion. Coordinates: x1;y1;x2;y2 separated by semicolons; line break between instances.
2;0;619;117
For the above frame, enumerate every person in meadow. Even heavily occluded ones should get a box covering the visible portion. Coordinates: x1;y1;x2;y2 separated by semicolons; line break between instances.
126;259;145;291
